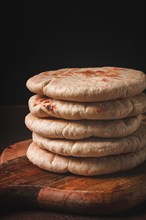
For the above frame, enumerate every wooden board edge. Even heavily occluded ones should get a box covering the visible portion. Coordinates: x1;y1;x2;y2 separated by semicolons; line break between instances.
0;139;32;164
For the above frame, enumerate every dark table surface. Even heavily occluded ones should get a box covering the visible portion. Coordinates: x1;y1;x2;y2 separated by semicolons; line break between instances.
0;106;146;220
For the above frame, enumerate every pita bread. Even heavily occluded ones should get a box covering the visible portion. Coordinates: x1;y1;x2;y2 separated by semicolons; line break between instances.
26;67;146;102
28;93;146;120
25;113;141;139
26;142;146;176
32;123;146;157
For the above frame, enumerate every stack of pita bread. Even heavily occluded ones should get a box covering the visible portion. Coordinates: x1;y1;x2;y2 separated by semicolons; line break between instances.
25;67;146;176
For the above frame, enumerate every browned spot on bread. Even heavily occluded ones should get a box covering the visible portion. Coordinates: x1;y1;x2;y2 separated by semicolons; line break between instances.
45;104;55;111
80;70;96;76
99;78;109;82
104;71;119;77
33;96;47;107
95;70;105;75
43;101;56;111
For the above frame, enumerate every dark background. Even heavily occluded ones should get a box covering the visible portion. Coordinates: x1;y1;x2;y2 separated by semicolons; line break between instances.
1;0;146;105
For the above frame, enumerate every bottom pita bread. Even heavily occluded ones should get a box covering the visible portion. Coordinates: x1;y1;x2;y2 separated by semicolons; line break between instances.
26;142;146;176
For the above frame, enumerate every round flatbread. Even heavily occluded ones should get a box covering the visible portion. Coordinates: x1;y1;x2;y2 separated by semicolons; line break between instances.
26;142;146;176
26;67;146;102
28;93;146;120
25;113;141;139
32;123;146;157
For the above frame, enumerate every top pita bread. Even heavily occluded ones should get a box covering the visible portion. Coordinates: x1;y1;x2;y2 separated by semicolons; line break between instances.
26;67;146;102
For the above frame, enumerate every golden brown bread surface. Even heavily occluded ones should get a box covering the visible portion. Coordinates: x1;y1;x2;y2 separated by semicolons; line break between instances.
29;93;146;120
26;67;146;102
25;113;142;139
32;123;146;157
27;142;146;176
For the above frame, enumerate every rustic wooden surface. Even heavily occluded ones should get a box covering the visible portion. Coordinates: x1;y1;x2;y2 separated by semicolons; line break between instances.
0;139;146;217
0;140;32;164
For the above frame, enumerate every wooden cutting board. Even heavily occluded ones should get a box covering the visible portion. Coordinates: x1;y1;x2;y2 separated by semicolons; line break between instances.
0;140;146;216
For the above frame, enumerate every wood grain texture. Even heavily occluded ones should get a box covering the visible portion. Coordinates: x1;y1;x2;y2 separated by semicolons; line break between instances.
0;140;146;215
0;140;31;164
